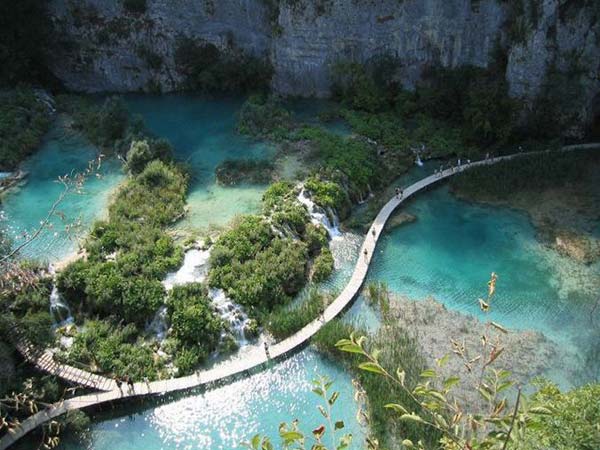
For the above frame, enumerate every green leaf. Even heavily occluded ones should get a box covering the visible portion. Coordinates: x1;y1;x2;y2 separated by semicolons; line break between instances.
478;386;492;402
399;413;425;424
251;434;261;449
436;354;450;368
427;391;447;403
443;376;460;390
312;387;325;398
420;369;437;378
529;406;553;415
336;343;365;354
261;439;273;450
497;381;513;393
358;362;385;375
334;420;345;430
329;391;339;406
385;403;408;415
280;431;304;442
336;434;352;450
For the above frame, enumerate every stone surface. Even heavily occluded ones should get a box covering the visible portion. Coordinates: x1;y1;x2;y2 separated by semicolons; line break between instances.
47;0;600;129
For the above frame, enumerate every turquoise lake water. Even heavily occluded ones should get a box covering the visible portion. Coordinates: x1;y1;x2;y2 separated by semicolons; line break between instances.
4;95;599;449
0;121;124;262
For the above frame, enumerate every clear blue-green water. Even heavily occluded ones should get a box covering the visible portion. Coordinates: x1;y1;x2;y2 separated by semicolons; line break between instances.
0;122;124;262
56;350;365;450
124;94;276;232
6;95;599;449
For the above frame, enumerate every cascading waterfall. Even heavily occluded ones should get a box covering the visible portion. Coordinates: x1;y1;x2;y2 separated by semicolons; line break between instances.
48;265;73;326
297;188;341;238
415;153;424;166
152;244;253;348
209;288;251;344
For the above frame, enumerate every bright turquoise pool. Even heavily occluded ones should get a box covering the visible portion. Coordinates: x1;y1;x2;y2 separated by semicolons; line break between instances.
0;121;124;262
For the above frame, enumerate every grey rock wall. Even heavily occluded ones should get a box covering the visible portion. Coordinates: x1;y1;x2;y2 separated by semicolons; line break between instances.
47;0;599;128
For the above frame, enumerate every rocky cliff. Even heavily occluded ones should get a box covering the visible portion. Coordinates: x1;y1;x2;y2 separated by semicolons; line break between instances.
48;0;599;125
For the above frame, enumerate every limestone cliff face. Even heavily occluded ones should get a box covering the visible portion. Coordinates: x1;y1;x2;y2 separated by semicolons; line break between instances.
48;0;599;126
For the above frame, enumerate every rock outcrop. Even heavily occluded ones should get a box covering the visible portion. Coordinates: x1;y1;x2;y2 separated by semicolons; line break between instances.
47;0;600;129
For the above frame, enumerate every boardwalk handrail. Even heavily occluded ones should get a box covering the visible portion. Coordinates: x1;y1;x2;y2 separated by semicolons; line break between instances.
2;144;598;449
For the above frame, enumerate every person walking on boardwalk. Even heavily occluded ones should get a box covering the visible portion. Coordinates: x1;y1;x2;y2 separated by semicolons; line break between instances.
395;187;400;198
115;377;123;395
363;248;368;261
126;375;135;393
263;341;270;359
371;228;376;239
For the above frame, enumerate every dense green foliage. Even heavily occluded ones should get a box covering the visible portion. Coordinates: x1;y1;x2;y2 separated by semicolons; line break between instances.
450;148;593;202
209;216;308;314
209;181;332;318
0;89;52;171
125;139;174;175
0;272;54;347
166;283;224;372
237;94;292;138
523;381;600;449
58;160;187;327
60;320;165;380
265;288;328;339
311;248;334;282
330;59;519;150
295;126;378;200
174;38;272;93
215;159;275;185
0;0;52;86
57;95;144;152
123;0;147;14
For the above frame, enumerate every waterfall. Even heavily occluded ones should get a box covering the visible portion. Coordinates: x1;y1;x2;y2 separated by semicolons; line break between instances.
297;188;341;238
162;247;211;290
147;305;168;341
208;288;251;344
49;284;74;326
415;153;424;166
154;244;254;347
48;264;73;327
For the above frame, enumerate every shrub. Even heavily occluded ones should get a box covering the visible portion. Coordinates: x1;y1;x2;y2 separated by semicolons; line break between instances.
62;320;164;380
215;159;275;185
237;94;292;137
311;248;334;282
304;176;349;212
167;283;223;353
174;37;272;93
125;139;174;174
0;89;52;170
265;288;328;339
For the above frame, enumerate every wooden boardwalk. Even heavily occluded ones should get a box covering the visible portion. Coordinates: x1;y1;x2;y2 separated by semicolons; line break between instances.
2;144;597;449
5;321;117;392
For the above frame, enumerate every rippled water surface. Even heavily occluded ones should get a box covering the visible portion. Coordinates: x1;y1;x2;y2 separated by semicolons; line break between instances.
56;350;366;450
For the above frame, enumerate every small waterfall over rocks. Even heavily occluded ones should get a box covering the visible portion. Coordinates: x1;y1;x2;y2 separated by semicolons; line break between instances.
151;243;254;348
209;288;251;344
297;188;341;238
48;265;73;327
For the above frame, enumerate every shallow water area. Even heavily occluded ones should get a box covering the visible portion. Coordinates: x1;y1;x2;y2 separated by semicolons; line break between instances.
0;121;124;262
55;349;366;450
124;94;276;231
366;185;600;387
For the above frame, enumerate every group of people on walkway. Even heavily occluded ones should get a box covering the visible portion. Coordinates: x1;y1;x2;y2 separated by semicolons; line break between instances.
114;375;136;395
